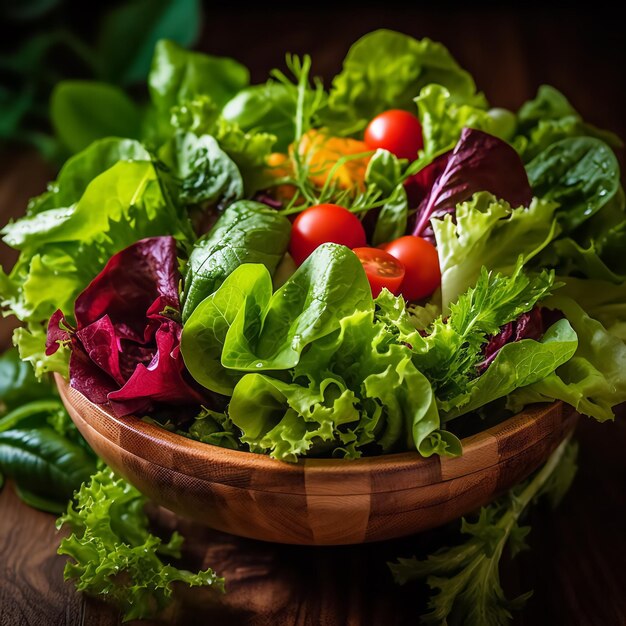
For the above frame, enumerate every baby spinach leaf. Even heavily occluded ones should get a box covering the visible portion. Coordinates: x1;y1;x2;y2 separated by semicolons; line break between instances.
159;131;243;207
181;200;290;321
0;349;52;411
526;137;620;233
0;427;97;512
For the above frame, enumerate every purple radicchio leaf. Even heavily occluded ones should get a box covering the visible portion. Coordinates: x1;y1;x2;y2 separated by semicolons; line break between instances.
412;128;533;241
477;306;555;373
47;236;206;417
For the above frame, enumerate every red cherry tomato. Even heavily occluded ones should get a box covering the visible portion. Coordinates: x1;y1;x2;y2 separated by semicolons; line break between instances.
382;236;441;301
289;204;366;266
353;247;406;298
364;110;424;161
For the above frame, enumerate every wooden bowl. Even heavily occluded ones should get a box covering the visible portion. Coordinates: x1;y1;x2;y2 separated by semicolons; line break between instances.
56;375;578;545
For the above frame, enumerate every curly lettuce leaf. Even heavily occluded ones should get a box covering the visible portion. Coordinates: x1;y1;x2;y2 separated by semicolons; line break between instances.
433;192;559;311
390;439;578;626
57;467;224;621
506;295;626;421
322;30;478;135
441;318;577;420
403;263;556;404
228;308;459;461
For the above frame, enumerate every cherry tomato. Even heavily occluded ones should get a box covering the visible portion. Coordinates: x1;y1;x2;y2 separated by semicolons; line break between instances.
353;247;406;298
364;110;424;161
289;204;366;266
382;236;441;301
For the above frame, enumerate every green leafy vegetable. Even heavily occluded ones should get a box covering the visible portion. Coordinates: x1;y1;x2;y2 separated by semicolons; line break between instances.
506;295;626;421
514;85;622;162
148;39;249;135
181;200;291;321
57;467;224;621
393;263;556;404
441;318;577;420
416;84;514;157
0;348;97;512
51;81;142;153
526;137;620;234
159;131;244;207
433;192;559;310
390;438;578;626
1;155;194;369
322;30;478;135
0;426;96;513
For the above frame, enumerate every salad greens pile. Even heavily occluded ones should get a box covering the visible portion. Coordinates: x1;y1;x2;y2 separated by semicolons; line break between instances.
1;28;625;624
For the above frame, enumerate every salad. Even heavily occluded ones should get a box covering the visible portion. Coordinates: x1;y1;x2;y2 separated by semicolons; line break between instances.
1;28;625;623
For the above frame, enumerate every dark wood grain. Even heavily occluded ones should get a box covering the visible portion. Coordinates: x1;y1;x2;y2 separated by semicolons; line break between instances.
1;6;626;625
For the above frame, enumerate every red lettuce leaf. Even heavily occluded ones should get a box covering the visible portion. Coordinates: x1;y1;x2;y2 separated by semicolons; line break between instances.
47;236;206;417
412;128;533;240
477;306;547;373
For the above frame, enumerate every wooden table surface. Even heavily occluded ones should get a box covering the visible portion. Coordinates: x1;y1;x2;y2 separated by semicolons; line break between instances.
1;8;625;625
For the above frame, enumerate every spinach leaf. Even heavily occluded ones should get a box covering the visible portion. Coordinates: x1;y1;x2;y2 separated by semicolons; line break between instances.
181;200;291;321
159;131;243;207
0;428;96;512
526;137;620;233
51;81;142;153
0;349;52;411
515;85;622;161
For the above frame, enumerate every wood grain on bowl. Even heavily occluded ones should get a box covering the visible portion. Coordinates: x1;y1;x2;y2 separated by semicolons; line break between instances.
55;374;578;545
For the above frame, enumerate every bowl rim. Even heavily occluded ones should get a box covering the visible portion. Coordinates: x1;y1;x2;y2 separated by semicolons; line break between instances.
55;374;576;495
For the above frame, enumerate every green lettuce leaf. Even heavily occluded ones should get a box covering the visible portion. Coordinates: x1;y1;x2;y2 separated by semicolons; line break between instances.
390;439;577;626
181;200;291;322
322;30;478;135
441;318;578;420
182;244;372;392
433;192;559;310
57;467;224;621
148;39;249;136
228;307;459;461
506;295;626;421
558;276;626;340
416;84;514;157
